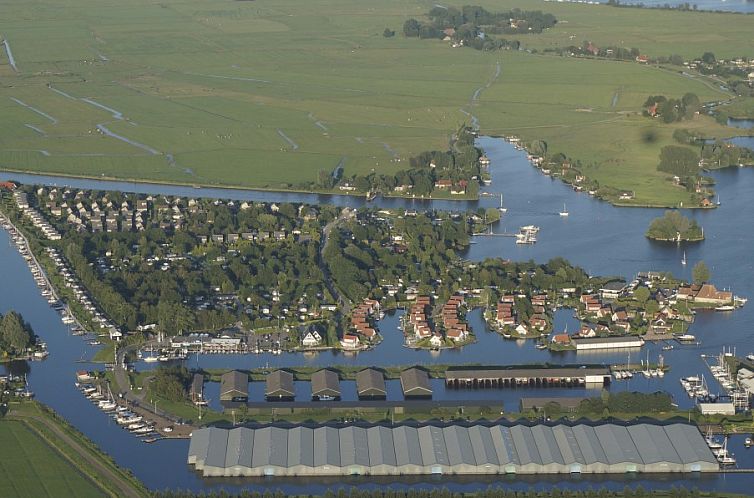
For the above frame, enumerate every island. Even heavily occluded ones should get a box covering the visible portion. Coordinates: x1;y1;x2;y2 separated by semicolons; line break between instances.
646;210;705;242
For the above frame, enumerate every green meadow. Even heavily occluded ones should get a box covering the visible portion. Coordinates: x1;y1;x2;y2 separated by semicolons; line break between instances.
0;0;752;203
0;420;103;497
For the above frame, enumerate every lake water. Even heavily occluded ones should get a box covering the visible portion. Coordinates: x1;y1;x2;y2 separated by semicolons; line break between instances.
3;137;754;492
593;0;754;13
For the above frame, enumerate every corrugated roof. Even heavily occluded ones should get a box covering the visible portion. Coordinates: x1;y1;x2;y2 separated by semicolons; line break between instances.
446;367;610;380
190;422;718;475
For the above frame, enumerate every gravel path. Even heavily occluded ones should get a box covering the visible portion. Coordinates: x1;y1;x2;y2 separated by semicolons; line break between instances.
24;124;46;135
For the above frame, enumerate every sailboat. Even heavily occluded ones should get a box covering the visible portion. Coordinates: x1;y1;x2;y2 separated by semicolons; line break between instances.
499;193;507;213
681;251;687;266
716;194;721;206
559;203;569;217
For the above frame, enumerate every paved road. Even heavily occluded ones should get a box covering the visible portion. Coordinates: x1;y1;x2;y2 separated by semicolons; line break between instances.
9;409;144;498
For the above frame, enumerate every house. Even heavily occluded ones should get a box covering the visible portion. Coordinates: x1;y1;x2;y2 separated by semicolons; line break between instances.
434;179;453;189
600;281;627;300
302;330;322;347
447;328;466;342
429;334;443;348
694;284;733;305
340;334;360;349
552;334;571;345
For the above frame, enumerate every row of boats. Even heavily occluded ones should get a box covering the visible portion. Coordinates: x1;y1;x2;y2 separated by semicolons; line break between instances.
680;375;710;399
704;431;743;466
77;383;161;441
515;225;539;245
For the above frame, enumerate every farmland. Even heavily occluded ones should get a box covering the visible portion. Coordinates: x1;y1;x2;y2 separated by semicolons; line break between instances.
0;0;753;204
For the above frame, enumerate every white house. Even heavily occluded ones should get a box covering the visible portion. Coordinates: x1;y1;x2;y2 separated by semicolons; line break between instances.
302;330;322;347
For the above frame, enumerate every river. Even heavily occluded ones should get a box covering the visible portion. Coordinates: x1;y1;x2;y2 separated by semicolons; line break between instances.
2;136;754;493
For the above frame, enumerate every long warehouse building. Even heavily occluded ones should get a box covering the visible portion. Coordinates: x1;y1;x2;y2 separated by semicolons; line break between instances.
187;422;717;477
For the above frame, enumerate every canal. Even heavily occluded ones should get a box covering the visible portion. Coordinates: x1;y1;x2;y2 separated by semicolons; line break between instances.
2;136;754;492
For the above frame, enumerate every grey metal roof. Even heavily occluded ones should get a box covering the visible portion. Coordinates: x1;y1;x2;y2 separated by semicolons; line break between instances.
189;422;718;475
400;368;432;396
311;369;340;397
220;370;248;399
356;368;386;396
265;370;294;397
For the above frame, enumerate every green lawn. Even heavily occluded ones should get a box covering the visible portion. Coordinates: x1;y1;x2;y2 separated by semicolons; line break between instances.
0;420;103;497
0;0;753;202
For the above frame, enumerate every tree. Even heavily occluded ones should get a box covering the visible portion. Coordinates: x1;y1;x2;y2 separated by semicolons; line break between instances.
657;145;699;177
403;19;420;37
0;311;33;355
701;52;716;64
383;28;395;38
692;261;710;284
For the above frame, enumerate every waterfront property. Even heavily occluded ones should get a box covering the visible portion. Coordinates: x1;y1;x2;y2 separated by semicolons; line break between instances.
220;371;248;403
573;336;645;351
356;369;387;400
187;422;718;477
400;368;432;399
266;370;295;402
311;369;341;401
445;367;611;389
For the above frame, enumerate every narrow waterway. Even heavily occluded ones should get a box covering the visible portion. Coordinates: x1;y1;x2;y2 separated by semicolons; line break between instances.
3;137;754;492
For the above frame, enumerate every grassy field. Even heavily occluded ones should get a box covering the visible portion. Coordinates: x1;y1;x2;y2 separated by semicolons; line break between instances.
2;402;147;497
0;419;104;497
0;0;753;202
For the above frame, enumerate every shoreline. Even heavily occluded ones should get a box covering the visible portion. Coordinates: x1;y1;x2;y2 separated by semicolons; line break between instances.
0;167;479;203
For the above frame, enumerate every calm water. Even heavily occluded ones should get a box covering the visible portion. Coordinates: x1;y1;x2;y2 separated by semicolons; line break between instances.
3;137;754;492
593;0;754;13
728;118;754;129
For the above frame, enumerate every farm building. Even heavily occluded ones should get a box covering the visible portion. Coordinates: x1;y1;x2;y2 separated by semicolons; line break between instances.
188;422;718;477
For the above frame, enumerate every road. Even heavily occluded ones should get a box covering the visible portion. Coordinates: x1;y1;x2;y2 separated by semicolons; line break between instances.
9;409;144;498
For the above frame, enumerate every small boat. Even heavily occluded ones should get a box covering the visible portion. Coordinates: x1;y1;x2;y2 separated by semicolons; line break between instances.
559;203;569;217
681;251;687;266
744;437;753;448
747;353;754;362
536;342;548;350
676;334;696;342
143;355;159;363
715;305;735;312
133;425;154;434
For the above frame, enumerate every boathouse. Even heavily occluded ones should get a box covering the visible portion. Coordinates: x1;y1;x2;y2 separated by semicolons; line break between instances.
311;369;341;401
191;373;204;404
266;370;295;401
220;370;248;402
573;336;644;351
356;368;387;400
400;368;432;399
444;366;611;389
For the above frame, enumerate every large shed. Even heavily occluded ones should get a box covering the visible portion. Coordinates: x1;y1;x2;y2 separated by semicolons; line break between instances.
220;370;248;402
400;368;432;399
356;368;386;400
266;370;295;401
188;422;718;477
311;369;340;401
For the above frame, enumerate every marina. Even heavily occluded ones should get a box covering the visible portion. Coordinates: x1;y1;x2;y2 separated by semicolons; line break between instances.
3;136;754;493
